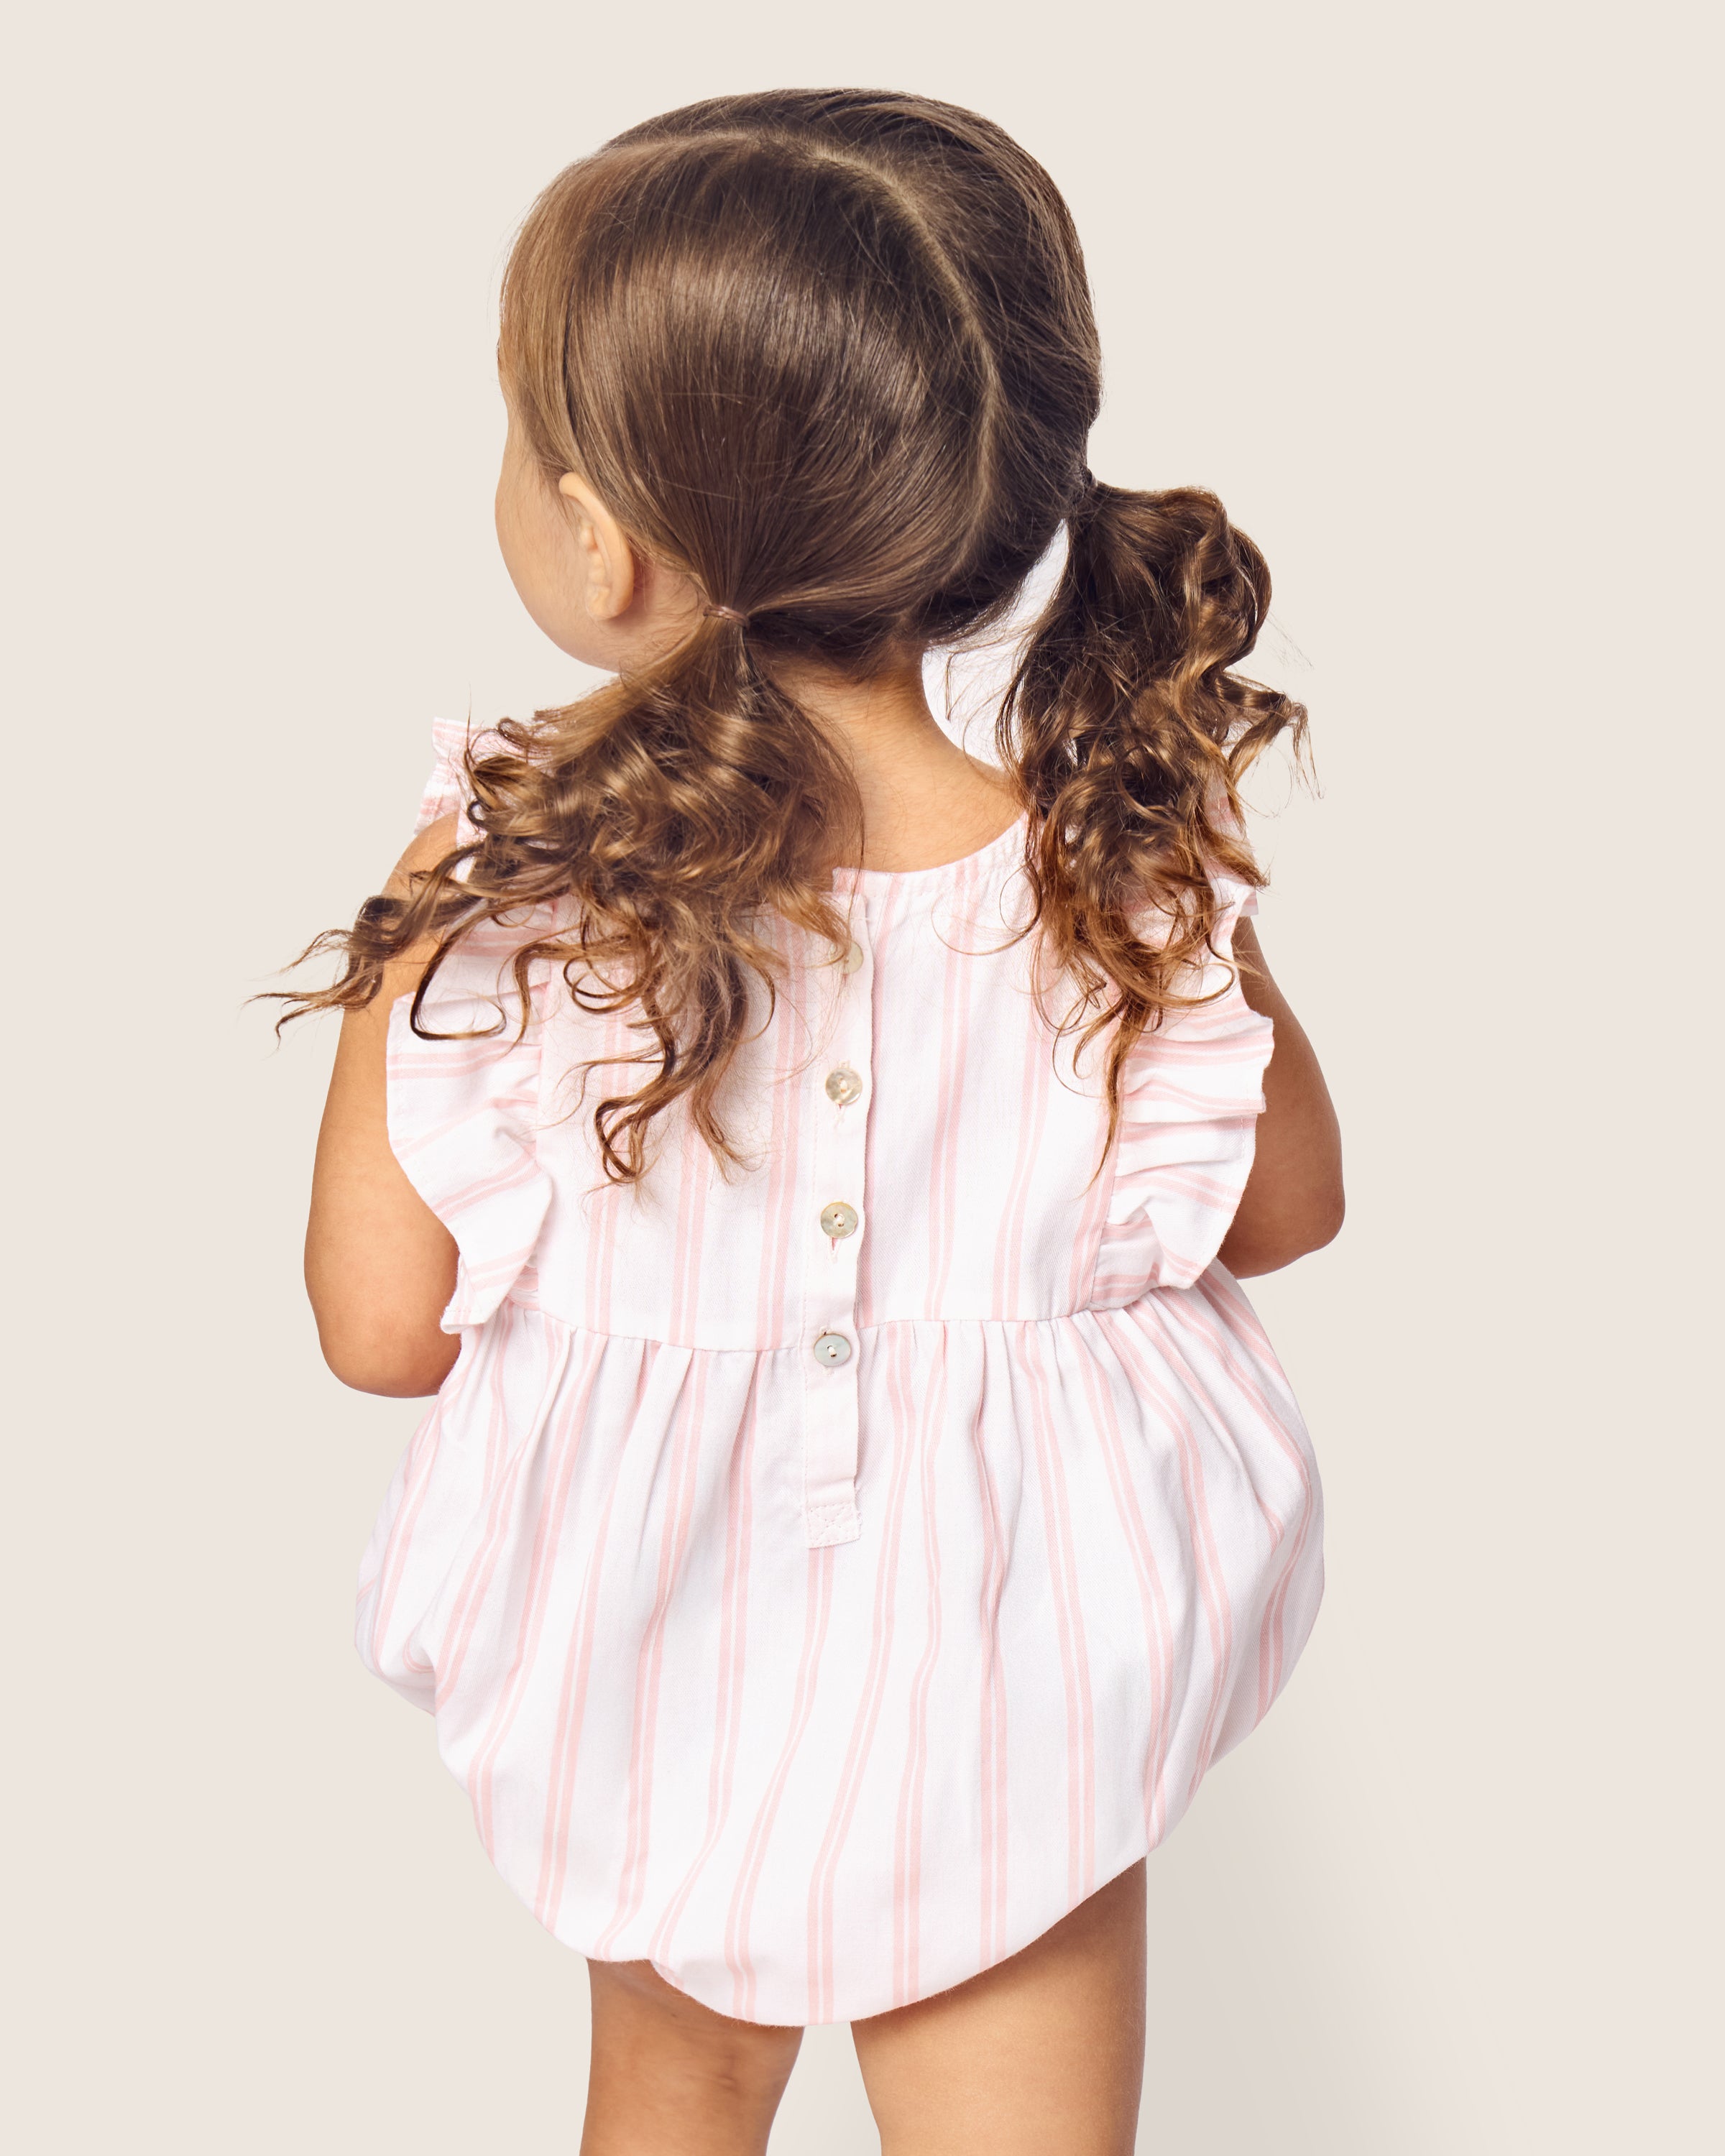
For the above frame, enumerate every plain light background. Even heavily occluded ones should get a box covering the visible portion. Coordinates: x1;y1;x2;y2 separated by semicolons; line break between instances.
5;1;1718;2149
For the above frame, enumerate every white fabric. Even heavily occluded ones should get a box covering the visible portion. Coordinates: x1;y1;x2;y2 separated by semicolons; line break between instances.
359;718;1325;2024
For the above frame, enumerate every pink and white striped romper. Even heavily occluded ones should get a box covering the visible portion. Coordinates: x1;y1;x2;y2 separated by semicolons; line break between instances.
358;715;1325;2026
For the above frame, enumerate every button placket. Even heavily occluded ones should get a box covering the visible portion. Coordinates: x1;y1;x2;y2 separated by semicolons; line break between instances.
799;914;873;1546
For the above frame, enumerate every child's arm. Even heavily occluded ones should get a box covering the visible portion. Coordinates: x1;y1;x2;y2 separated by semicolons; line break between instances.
1216;918;1345;1277
304;817;463;1397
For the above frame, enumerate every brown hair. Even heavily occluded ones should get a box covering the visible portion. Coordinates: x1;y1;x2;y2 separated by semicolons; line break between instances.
284;89;1305;1181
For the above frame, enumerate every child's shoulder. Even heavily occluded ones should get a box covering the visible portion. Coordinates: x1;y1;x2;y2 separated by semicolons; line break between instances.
385;812;459;900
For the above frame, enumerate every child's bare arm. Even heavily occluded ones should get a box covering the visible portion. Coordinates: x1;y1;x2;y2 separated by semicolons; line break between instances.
1217;918;1345;1278
304;816;462;1396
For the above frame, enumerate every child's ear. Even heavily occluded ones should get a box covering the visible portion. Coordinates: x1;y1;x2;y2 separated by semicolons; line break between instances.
557;471;637;621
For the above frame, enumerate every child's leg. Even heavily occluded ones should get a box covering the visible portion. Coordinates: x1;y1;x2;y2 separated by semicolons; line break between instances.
581;1959;804;2156
850;1858;1147;2156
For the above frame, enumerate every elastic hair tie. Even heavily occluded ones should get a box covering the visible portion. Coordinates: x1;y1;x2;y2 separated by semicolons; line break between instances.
705;602;748;625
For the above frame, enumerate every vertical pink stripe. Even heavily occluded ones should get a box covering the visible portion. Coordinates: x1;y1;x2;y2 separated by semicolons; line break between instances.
533;1344;656;1928
648;1370;760;1962
1151;1317;1289;1543
366;1396;452;1675
756;934;809;1348
594;1352;710;1956
891;1330;947;2004
1066;1082;1119;1312
852;877;906;1332
992;1012;1051;1318
1173;1282;1317;1720
1105;1319;1237;1795
477;1303;514;1498
467;1330;606;1856
724;1547;835;2020
668;1118;711;1348
581;1008;630;1338
434;1314;568;1713
970;1383;1010;1971
1195;1261;1279;1358
805;1325;920;2022
1020;1323;1096;1902
1072;1322;1177;1841
1169;1275;1306;1445
366;1327;487;1675
924;857;978;1319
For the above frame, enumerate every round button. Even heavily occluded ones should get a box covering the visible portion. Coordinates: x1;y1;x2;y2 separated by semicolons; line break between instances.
839;939;864;975
824;1065;863;1107
820;1200;860;1240
812;1332;852;1368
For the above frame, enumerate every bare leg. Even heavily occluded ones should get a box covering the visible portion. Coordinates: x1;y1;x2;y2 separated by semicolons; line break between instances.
850;1859;1147;2156
580;1959;804;2156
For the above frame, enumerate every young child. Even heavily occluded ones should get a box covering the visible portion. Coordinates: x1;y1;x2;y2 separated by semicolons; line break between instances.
297;88;1342;2156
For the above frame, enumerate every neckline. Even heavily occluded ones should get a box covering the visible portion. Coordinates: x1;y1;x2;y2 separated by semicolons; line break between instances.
832;808;1031;895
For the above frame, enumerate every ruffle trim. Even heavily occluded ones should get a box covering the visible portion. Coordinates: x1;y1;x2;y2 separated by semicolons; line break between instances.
390;722;551;1330
414;714;510;845
1091;875;1274;1298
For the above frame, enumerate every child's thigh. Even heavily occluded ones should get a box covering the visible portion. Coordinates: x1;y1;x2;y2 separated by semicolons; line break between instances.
582;1960;803;2156
850;1861;1147;2156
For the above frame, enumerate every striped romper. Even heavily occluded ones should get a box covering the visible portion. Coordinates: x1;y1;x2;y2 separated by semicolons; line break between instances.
359;716;1325;2025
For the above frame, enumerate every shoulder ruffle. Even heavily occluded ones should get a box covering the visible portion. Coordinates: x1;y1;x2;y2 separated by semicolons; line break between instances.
1091;874;1275;1298
388;721;552;1330
386;925;552;1330
413;714;510;843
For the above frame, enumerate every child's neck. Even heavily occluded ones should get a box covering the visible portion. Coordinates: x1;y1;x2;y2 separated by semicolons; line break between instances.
773;653;1021;875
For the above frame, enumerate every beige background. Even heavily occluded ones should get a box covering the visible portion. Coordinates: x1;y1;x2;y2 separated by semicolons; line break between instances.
6;1;1717;2148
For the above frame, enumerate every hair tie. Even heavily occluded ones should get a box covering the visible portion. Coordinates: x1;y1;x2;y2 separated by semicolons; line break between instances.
705;602;748;625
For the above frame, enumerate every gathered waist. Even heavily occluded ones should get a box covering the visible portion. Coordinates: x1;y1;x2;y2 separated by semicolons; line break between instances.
491;1283;1220;1358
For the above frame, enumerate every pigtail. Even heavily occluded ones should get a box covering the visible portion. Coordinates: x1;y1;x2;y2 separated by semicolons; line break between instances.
1000;481;1306;1124
510;620;861;1182
290;617;861;1184
277;98;1314;1184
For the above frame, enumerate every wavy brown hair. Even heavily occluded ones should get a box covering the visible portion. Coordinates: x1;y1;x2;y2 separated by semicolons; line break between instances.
283;88;1305;1181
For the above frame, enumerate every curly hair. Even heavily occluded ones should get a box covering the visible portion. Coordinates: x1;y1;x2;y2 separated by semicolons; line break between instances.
282;88;1305;1183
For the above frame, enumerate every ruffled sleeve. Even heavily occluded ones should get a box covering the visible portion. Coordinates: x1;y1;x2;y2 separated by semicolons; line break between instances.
1090;875;1275;1299
387;723;553;1330
413;714;507;842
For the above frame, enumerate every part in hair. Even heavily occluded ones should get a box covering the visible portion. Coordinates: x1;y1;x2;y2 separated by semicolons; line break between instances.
281;88;1306;1182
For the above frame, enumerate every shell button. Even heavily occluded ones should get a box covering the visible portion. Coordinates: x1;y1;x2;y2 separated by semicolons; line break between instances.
820;1201;860;1240
824;1066;863;1107
812;1332;852;1368
839;939;865;975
